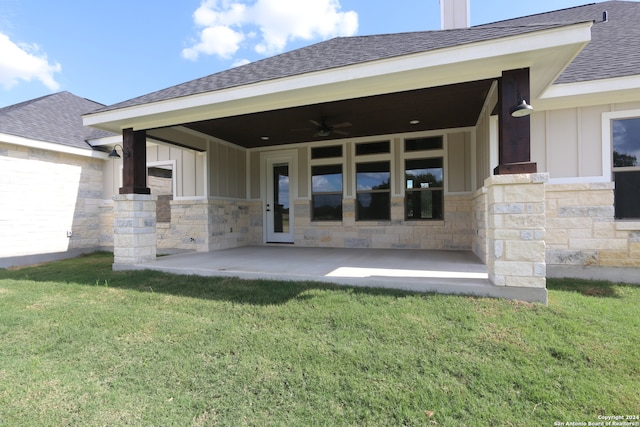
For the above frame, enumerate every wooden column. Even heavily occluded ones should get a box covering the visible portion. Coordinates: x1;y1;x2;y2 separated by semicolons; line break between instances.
119;128;150;194
494;68;537;175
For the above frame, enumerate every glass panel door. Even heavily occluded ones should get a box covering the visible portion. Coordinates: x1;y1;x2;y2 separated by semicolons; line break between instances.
266;158;294;243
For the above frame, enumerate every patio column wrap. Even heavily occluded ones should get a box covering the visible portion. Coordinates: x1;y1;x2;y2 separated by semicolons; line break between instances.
120;128;151;195
485;173;548;296
495;68;537;175
112;194;157;266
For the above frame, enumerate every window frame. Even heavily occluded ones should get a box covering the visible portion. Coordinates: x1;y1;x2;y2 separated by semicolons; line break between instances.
355;160;391;221
607;112;640;220
309;143;345;222
402;136;445;221
311;164;343;221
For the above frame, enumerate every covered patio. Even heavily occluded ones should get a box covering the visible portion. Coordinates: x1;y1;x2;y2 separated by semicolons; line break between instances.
84;21;594;305
116;246;546;302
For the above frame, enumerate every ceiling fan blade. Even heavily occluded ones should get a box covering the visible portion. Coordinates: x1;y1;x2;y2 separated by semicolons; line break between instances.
309;120;321;127
333;129;350;136
332;122;352;129
290;128;313;132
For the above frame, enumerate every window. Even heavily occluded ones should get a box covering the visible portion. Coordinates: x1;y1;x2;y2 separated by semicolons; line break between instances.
356;141;390;156
356;161;390;220
311;165;343;221
405;136;443;152
612;117;640;219
148;165;173;223
405;158;444;220
312;145;342;159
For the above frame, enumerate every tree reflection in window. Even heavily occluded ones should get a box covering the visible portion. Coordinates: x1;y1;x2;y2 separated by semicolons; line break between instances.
405;158;444;220
356;161;390;220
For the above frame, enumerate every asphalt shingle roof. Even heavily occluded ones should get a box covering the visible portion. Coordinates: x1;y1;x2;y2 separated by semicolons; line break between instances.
476;1;640;84
0;91;112;150
93;22;580;113
89;1;640;114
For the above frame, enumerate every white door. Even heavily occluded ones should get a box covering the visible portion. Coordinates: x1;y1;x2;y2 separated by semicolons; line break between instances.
265;157;294;243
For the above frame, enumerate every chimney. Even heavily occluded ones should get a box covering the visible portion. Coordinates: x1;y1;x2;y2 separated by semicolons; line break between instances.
440;0;470;29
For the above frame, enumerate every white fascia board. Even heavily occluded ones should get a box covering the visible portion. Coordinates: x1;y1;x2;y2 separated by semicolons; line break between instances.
0;132;108;159
83;22;592;132
87;134;122;147
537;75;640;110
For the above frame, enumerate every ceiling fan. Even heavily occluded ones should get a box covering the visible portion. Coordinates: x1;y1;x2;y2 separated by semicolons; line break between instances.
292;118;352;138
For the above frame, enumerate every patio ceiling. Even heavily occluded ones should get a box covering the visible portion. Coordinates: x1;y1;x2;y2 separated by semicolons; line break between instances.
179;79;494;149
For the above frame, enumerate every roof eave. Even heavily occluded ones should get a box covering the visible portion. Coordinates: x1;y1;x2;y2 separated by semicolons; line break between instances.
0;132;108;159
83;21;593;134
536;75;640;111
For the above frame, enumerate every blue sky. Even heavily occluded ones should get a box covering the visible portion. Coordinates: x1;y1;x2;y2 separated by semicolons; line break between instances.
0;0;612;108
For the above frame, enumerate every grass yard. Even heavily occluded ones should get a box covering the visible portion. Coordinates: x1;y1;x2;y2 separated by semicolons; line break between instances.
0;252;638;426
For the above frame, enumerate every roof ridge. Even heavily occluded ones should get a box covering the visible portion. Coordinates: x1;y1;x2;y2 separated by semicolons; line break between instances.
473;3;598;28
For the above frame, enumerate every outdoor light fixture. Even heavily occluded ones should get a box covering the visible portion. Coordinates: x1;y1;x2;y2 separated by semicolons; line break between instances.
108;144;129;159
510;98;534;117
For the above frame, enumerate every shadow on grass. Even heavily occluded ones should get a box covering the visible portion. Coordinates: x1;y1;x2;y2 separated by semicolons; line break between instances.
0;252;424;306
546;278;625;298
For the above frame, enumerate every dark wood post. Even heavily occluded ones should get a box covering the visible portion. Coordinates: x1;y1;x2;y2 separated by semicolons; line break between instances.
119;128;150;194
494;68;537;175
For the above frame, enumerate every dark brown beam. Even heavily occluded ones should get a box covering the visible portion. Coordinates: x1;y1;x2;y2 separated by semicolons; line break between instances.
119;128;150;194
494;68;537;175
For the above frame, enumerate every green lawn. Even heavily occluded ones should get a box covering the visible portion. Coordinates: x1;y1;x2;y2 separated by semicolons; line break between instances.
0;252;638;426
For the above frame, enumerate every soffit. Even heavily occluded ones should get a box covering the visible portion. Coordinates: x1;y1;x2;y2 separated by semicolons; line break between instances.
83;22;592;150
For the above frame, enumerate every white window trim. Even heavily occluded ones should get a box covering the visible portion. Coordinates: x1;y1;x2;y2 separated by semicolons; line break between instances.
602;108;640;173
147;160;178;200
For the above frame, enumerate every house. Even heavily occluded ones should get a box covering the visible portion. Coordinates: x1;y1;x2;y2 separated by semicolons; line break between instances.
0;92;113;265
3;1;640;302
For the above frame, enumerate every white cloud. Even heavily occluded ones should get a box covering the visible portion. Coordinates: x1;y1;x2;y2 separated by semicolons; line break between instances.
0;33;61;91
182;0;358;61
232;58;251;67
182;25;245;60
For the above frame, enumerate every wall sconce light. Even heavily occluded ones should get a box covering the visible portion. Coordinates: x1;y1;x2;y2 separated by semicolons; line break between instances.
510;98;534;117
108;144;129;159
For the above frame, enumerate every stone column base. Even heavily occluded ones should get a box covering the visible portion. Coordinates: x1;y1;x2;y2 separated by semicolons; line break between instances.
485;173;548;301
113;194;157;266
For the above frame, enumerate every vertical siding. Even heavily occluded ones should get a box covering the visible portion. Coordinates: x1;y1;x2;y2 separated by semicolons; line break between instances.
181;149;195;197
548;109;579;178
249;151;261;199
447;132;471;193
531;102;640;180
208;140;247;198
298;147;309;198
579;105;609;177
393;137;403;196
345;143;354;198
474;82;497;190
530;111;547;173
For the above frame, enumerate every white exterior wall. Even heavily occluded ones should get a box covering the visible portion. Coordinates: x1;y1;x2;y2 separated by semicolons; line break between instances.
532;100;640;181
0;142;105;259
531;101;640;270
103;142;207;200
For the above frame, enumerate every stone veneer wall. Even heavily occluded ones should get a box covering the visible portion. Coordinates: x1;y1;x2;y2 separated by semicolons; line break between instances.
485;173;548;290
472;188;488;264
546;182;640;268
293;195;473;250
157;198;262;252
112;194;157;265
0;143;105;258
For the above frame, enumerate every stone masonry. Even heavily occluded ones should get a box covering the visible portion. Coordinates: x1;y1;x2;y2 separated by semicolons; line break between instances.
546;182;640;268
156;198;262;252
112;194;157;265
293;195;473;250
485;173;548;289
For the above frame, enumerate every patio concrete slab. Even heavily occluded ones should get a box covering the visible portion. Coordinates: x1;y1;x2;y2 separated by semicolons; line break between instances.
115;246;547;302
